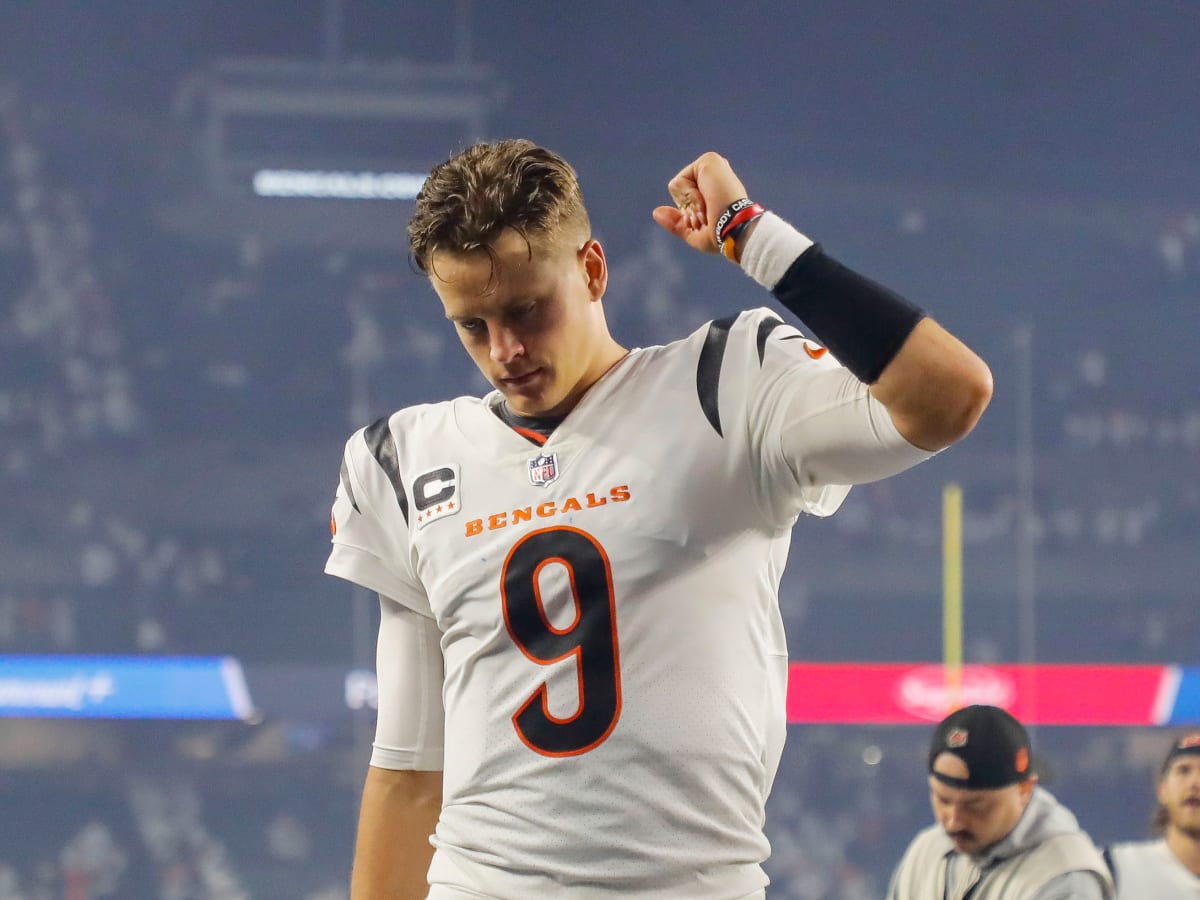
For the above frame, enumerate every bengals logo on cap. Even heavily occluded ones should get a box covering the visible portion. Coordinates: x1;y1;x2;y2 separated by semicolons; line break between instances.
1179;733;1200;750
947;728;968;748
1015;747;1029;773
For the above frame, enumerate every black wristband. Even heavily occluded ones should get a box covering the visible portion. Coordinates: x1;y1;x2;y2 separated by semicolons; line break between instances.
713;198;756;248
771;244;926;384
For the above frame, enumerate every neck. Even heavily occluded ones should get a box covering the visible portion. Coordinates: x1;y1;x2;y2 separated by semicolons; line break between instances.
1166;826;1200;876
559;339;628;414
595;340;633;379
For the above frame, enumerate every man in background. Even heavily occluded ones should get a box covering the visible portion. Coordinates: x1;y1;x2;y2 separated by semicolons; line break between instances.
1105;732;1200;897
888;704;1113;899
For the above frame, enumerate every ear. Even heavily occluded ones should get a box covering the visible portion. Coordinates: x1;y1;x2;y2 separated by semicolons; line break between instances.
581;239;608;300
1019;775;1039;805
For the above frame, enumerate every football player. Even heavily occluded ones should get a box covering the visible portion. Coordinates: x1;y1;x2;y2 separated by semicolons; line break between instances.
327;141;992;899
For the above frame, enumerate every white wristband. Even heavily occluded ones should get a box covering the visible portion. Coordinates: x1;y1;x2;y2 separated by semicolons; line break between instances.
739;211;815;291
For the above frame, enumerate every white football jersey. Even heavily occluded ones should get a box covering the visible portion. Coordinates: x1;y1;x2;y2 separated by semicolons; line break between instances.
327;306;931;898
1108;839;1200;898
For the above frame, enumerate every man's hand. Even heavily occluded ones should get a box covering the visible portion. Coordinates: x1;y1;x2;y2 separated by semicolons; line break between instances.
652;152;750;254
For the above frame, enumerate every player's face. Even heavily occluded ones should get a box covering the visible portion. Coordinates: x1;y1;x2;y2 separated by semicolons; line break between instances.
928;754;1034;857
431;228;611;417
1159;755;1200;839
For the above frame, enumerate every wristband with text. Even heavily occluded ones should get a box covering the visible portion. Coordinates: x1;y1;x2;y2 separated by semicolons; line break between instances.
716;200;765;263
713;198;757;246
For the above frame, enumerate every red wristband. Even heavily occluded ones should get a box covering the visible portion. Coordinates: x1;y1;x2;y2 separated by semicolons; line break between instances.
719;203;764;243
717;201;765;263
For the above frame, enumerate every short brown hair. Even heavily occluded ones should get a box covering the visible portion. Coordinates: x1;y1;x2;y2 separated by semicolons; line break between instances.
408;138;590;275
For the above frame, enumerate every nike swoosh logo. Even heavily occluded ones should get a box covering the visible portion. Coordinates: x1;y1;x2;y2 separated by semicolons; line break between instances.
803;341;828;360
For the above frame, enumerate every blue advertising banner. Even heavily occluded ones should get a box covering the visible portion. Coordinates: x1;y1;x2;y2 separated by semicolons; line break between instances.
0;656;254;720
1165;667;1200;725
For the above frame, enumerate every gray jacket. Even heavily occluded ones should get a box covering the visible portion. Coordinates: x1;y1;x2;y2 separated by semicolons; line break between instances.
887;787;1114;900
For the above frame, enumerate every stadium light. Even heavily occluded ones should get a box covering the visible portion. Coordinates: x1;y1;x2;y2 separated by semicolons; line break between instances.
252;168;426;200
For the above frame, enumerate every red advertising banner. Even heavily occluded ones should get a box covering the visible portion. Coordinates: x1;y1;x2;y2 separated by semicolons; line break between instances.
786;662;1173;725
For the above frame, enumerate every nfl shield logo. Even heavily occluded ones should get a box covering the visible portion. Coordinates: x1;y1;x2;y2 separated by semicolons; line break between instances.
528;452;560;487
947;728;968;748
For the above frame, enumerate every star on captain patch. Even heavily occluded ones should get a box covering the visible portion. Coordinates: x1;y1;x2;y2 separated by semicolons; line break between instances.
413;464;460;530
528;451;560;487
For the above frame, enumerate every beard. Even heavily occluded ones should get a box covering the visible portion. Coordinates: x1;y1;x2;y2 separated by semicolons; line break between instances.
1170;802;1200;840
1176;822;1200;841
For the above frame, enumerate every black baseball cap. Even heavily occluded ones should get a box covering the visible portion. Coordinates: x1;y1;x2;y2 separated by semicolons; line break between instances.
1160;732;1200;775
928;705;1033;790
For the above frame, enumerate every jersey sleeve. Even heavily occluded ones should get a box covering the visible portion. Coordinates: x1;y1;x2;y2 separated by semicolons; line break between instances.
370;595;445;771
325;418;434;619
736;308;934;524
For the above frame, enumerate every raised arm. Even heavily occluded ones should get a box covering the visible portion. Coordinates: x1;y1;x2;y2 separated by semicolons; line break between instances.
652;151;992;451
868;317;993;450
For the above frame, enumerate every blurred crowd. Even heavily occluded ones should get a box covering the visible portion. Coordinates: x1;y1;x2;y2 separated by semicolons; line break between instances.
0;724;1167;900
1;74;1198;898
3;80;1199;664
0;767;351;900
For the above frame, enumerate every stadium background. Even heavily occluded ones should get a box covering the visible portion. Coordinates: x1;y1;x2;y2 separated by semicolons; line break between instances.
0;2;1197;897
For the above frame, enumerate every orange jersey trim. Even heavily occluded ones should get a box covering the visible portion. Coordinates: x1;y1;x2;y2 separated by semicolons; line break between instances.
512;426;548;446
